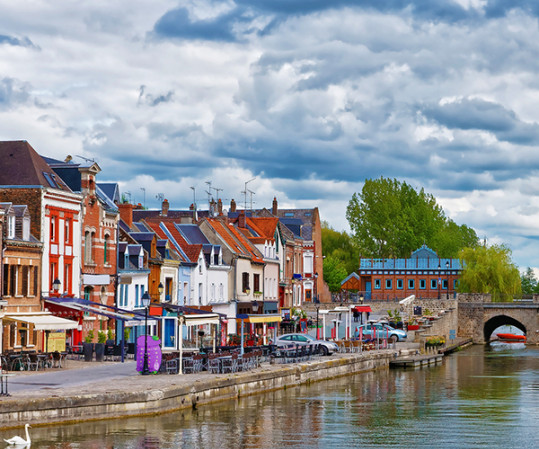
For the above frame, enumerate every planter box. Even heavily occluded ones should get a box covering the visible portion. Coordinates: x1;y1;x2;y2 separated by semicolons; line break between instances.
407;325;420;331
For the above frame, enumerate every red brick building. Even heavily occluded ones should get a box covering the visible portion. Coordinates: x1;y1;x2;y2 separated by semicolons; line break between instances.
46;157;120;342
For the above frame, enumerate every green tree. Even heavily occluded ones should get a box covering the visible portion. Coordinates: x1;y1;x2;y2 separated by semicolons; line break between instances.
457;244;521;302
346;177;478;258
520;267;537;295
321;222;358;275
323;255;349;293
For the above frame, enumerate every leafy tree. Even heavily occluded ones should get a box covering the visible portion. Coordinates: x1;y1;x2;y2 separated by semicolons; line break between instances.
321;222;358;275
520;267;537;295
323;255;349;293
346;177;478;258
457;244;521;302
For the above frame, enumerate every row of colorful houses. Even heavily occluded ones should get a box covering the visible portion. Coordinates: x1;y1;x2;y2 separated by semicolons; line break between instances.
0;140;328;353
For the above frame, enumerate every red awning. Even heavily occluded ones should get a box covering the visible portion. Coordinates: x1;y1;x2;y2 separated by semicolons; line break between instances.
354;306;372;313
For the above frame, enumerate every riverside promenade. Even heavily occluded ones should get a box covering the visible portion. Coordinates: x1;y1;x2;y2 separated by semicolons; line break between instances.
0;348;407;429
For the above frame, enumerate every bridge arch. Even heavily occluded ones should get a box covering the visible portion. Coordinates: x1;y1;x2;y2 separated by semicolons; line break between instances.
484;315;526;342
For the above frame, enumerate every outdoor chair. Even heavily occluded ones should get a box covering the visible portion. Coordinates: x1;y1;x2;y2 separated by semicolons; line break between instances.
183;357;195;374
104;345;115;361
208;354;221;373
193;354;204;373
26;354;40;371
221;354;235;373
165;358;179;374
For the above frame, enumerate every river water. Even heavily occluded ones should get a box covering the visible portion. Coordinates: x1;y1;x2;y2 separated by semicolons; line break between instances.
4;345;538;448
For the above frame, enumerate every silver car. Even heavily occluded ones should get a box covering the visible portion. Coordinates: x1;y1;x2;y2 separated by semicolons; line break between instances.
272;333;339;356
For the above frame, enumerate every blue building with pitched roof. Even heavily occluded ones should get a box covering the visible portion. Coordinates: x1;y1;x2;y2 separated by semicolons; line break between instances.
341;245;462;300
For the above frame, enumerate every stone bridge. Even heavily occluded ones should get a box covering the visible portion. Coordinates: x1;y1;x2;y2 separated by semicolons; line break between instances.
458;294;539;344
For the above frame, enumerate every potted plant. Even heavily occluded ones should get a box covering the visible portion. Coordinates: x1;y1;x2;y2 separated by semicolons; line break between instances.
83;330;94;362
407;318;420;331
95;331;106;362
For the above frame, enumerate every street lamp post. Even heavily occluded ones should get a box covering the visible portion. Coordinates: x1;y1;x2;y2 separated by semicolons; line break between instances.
158;282;164;301
141;291;151;375
316;306;320;339
446;261;450;299
437;263;441;300
314;272;318;303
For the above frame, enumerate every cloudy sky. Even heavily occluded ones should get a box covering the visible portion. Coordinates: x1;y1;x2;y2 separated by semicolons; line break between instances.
2;0;539;269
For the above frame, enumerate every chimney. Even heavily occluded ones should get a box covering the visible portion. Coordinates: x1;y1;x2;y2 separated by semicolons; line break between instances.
218;198;223;215
161;199;169;217
272;197;278;215
118;202;134;228
230;199;236;213
239;210;246;228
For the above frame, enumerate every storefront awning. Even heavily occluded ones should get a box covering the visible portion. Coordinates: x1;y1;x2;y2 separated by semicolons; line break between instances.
354;306;372;313
44;297;153;324
236;314;282;324
4;313;78;330
183;314;221;327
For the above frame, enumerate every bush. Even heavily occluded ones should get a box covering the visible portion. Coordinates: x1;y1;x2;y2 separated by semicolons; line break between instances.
97;331;107;344
85;330;94;343
425;336;446;346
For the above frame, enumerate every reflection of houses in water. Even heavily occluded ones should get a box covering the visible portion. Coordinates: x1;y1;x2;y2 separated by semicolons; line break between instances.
342;245;462;300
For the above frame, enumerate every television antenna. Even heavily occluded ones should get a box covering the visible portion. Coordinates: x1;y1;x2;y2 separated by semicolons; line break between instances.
242;177;256;211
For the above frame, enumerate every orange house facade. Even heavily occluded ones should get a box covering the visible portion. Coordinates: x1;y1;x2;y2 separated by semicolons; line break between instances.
343;245;462;301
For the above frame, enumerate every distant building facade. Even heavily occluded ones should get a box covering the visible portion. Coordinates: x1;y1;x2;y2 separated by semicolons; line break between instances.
343;245;462;300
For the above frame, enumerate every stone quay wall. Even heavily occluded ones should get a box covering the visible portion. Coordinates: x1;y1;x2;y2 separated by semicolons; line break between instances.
0;352;393;429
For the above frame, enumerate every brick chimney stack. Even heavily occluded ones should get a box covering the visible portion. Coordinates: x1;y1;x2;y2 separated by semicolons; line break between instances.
230;199;236;213
239;210;246;228
272;197;278;215
161;199;169;217
218;198;223;215
118;202;134;228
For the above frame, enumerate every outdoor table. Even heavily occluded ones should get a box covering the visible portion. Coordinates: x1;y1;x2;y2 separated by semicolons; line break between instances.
0;373;15;396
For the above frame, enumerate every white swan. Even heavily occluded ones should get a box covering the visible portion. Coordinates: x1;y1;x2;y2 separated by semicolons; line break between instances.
3;423;31;445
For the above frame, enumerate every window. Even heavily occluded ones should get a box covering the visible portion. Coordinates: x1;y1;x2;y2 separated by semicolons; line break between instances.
104;234;109;263
9;265;17;296
219;284;224;301
33;267;39;296
397;279;403;289
420;279;426;290
431;279;437;289
65;219;71;244
408;279;415;289
64;264;71;294
8;214;15;239
253;274;260;292
198;283;203;304
211;283;215;301
84;286;92;301
135;285;139;308
442;279;448;289
84;231;92;263
385;279;392;289
242;272;250;292
50;216;56;242
23;217;30;241
22;266;29;296
374;279;381;289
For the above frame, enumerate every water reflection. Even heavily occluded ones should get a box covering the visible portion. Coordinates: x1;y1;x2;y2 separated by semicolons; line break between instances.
3;345;538;448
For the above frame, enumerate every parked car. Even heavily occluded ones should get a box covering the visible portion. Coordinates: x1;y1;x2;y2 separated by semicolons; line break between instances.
271;333;339;356
353;323;407;341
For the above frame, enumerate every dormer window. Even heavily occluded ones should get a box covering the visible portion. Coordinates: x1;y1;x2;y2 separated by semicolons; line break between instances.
22;217;30;241
7;214;15;239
